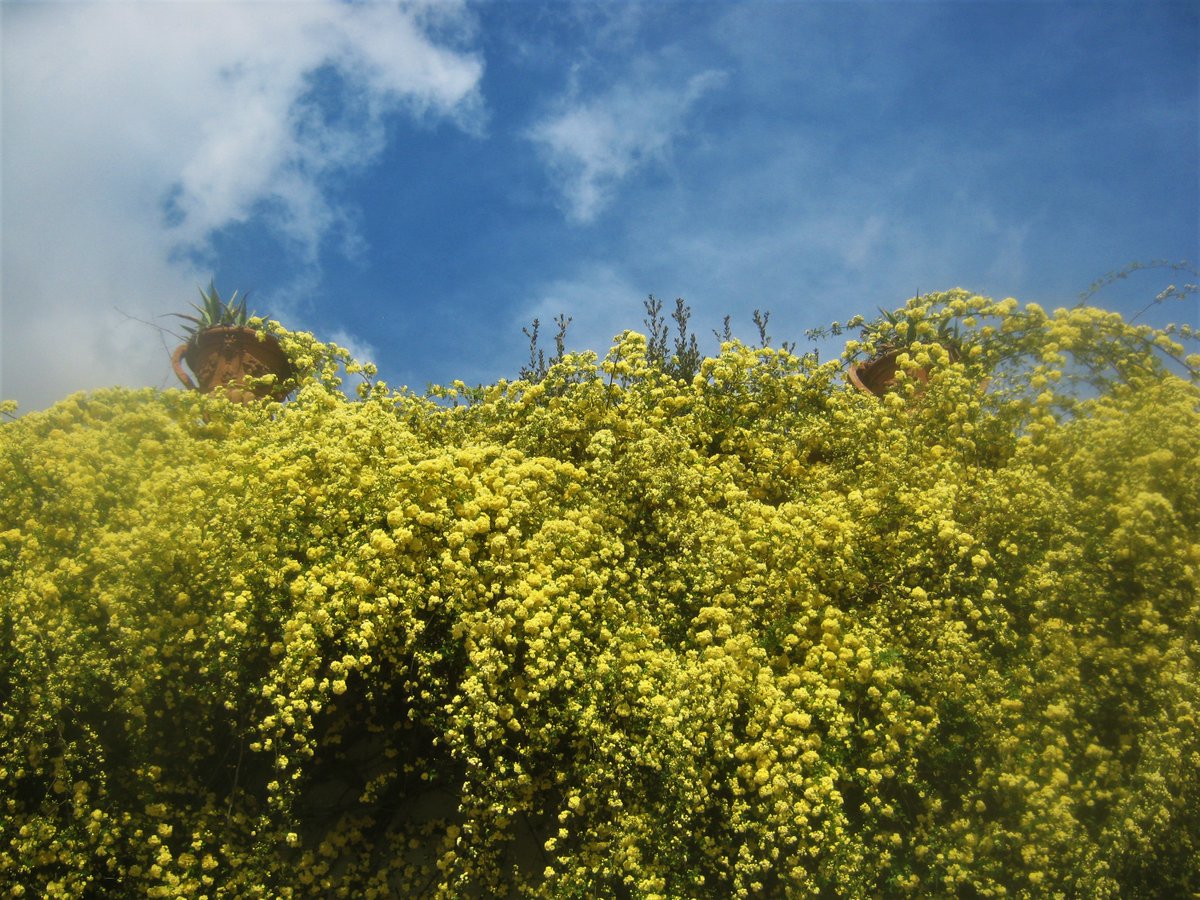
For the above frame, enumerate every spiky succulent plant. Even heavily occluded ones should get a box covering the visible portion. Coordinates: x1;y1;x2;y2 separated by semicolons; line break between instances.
170;281;255;342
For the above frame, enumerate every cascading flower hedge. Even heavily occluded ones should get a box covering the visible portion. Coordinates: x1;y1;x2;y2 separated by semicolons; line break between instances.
1;292;1197;898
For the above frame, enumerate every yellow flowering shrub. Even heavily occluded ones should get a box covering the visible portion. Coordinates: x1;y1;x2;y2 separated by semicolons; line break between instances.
1;294;1197;897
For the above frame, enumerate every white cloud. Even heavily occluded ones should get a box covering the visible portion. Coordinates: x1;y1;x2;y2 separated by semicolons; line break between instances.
527;67;727;224
1;0;483;411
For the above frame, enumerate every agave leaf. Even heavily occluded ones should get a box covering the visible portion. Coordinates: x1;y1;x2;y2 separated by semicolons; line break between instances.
178;281;257;334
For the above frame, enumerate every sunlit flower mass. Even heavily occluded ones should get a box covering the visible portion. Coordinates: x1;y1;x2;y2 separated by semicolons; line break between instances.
1;292;1197;897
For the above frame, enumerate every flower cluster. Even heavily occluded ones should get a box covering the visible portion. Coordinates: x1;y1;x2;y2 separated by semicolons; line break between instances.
1;294;1197;897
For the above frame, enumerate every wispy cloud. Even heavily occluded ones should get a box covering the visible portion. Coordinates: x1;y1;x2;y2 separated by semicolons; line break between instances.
527;67;728;224
164;2;485;258
1;0;483;410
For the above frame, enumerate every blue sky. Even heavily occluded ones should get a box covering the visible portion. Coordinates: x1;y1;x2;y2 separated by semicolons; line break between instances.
3;0;1197;411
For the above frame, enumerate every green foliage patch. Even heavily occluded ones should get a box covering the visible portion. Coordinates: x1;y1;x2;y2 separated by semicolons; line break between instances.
1;292;1198;897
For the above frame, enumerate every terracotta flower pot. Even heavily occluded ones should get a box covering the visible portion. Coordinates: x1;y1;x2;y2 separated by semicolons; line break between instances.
172;326;293;404
847;348;930;397
848;346;981;399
